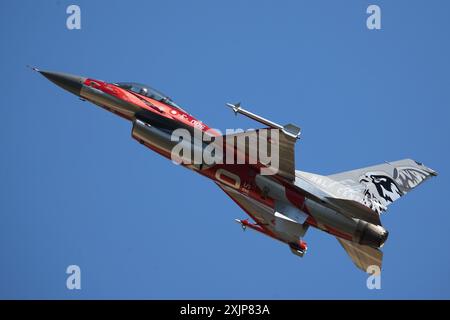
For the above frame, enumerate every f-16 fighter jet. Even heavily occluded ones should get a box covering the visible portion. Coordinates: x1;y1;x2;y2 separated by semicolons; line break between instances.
33;68;437;272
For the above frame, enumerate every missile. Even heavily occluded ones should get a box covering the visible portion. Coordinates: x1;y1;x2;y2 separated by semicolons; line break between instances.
226;102;301;139
235;219;247;230
234;218;266;233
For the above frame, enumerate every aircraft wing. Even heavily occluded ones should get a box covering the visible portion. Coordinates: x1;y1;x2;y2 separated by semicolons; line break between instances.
222;127;298;181
216;183;308;244
224;103;300;181
337;238;383;272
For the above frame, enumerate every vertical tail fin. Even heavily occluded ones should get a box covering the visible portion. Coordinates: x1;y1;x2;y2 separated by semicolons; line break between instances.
328;159;437;213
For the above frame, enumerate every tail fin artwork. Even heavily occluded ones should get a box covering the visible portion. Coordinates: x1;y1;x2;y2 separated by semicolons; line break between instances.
323;159;437;272
327;159;437;214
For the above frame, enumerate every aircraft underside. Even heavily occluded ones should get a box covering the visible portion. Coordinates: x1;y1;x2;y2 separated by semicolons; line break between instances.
34;68;438;272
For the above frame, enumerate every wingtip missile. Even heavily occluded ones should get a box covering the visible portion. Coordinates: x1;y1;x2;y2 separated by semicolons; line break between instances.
225;102;301;139
226;102;241;115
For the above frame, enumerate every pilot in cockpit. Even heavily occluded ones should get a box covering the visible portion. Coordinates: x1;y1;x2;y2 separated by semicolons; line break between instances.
139;87;148;96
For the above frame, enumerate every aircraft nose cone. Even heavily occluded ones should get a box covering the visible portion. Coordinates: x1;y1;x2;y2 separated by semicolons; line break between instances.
39;70;86;96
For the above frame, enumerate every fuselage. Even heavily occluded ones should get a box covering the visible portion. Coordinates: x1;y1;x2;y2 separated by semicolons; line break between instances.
37;70;388;252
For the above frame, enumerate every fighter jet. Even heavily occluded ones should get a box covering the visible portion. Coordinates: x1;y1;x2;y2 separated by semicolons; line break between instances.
33;68;437;272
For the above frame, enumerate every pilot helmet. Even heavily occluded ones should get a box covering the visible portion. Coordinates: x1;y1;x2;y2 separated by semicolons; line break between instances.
139;87;148;96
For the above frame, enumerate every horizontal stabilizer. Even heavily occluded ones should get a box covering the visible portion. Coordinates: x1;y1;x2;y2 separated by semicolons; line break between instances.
337;238;383;272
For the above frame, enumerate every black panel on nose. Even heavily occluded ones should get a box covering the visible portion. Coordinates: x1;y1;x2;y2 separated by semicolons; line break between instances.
39;71;86;96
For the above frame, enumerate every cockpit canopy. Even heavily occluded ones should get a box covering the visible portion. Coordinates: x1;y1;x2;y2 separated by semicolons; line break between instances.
115;82;184;111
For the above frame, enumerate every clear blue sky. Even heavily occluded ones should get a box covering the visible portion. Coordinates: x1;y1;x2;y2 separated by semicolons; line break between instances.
1;0;449;299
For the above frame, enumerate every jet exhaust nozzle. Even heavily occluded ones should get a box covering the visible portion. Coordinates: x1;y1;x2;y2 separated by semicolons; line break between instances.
354;219;389;248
